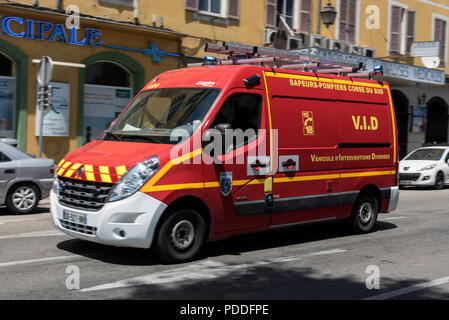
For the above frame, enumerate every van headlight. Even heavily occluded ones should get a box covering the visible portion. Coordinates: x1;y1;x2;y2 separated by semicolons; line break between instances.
419;164;437;171
108;156;159;202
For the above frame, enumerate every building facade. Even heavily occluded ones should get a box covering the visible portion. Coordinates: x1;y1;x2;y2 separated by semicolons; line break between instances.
1;0;449;161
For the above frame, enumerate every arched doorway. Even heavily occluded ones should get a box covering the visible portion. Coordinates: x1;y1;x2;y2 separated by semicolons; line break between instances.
0;52;15;139
83;61;132;144
391;90;409;159
425;97;448;145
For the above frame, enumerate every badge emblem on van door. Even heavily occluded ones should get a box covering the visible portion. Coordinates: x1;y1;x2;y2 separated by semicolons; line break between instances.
220;172;233;197
302;111;315;136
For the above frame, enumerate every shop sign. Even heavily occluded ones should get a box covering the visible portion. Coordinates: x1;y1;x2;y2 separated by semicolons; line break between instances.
294;48;445;85
0;15;101;47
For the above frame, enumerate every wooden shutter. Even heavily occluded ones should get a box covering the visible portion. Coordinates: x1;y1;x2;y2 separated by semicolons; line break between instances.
266;0;277;28
228;0;240;19
185;0;199;11
298;0;312;33
338;0;348;41
390;6;402;53
347;0;357;44
434;19;446;60
406;11;415;54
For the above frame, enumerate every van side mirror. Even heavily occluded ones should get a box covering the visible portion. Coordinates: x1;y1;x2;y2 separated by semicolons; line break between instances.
202;123;232;156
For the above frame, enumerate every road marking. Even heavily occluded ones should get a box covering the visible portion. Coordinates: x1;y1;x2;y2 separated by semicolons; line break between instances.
0;218;46;225
81;248;346;292
0;230;65;239
307;249;348;256
364;275;449;300
382;216;406;221
0;255;79;268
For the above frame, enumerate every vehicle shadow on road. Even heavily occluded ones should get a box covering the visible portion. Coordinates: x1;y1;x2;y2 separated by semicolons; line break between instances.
84;262;447;300
0;206;50;216
56;221;397;267
204;221;397;259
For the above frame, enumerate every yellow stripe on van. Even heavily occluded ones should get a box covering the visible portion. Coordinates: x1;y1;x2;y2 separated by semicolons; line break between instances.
58;159;65;168
264;71;385;89
141;171;396;192
98;166;112;183
386;87;398;162
84;164;95;181
62;161;72;169
115;165;127;177
141;149;203;192
262;71;274;172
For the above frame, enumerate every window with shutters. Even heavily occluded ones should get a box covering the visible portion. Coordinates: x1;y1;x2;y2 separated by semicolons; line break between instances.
434;17;448;67
389;3;414;55
266;0;311;33
277;0;294;29
186;0;240;19
298;0;312;33
338;0;357;44
406;11;415;54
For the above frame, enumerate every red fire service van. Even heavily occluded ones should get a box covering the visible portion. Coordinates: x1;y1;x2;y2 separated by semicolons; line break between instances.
51;43;399;262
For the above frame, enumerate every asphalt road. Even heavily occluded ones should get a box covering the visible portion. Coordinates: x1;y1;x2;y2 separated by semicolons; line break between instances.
1;188;449;300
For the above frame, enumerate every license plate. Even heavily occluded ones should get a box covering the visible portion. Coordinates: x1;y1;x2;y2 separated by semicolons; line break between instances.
63;210;87;225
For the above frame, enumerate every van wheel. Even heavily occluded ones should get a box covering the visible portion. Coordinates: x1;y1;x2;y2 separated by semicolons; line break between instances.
153;209;206;263
348;194;378;234
6;184;39;214
434;172;444;190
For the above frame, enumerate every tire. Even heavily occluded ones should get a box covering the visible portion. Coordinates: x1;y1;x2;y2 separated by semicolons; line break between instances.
434;172;444;190
153;209;206;263
348;194;378;234
6;184;39;214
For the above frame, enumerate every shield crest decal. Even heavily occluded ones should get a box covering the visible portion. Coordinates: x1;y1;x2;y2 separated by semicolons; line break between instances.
220;172;232;197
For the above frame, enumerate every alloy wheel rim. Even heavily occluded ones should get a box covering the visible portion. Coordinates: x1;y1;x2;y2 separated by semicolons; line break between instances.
12;187;36;211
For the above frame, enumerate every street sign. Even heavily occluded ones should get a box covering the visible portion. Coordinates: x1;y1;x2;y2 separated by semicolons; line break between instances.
37;56;54;86
411;41;440;58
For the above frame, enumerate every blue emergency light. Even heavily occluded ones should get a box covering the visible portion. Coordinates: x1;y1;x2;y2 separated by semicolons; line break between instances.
373;65;383;72
203;56;216;66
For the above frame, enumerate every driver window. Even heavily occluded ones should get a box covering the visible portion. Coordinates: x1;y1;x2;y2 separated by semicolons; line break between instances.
211;93;262;150
445;151;449;163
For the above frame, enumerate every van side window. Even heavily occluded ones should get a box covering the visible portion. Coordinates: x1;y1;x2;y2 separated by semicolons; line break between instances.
0;152;11;162
211;93;262;150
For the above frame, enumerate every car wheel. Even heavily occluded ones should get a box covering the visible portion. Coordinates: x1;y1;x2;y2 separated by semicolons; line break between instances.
153;209;206;263
348;194;378;234
6;184;39;214
434;172;445;190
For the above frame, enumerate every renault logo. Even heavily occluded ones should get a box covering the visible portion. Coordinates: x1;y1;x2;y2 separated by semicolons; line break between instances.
76;165;85;178
404;167;410;171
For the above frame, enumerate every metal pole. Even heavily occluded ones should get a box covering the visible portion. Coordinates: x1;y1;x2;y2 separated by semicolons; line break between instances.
317;0;322;35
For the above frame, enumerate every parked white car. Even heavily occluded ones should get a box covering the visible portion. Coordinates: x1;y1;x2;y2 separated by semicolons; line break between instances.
399;146;449;189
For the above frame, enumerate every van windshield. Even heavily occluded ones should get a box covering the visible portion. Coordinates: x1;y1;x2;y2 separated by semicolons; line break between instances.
404;148;445;161
100;88;220;144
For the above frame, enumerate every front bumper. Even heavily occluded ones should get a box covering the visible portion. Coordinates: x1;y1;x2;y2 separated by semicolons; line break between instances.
399;172;436;186
50;190;167;248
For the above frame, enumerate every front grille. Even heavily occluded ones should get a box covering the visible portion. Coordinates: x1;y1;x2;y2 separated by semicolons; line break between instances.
59;219;97;235
57;177;113;211
399;173;421;181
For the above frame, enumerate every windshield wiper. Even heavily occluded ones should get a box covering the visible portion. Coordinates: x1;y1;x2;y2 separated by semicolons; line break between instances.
104;131;123;141
119;134;158;143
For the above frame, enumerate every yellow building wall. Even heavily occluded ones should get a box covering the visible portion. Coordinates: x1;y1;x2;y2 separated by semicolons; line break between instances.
0;4;182;162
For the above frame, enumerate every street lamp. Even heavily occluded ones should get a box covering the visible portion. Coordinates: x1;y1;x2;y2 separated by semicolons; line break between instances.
320;2;338;29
